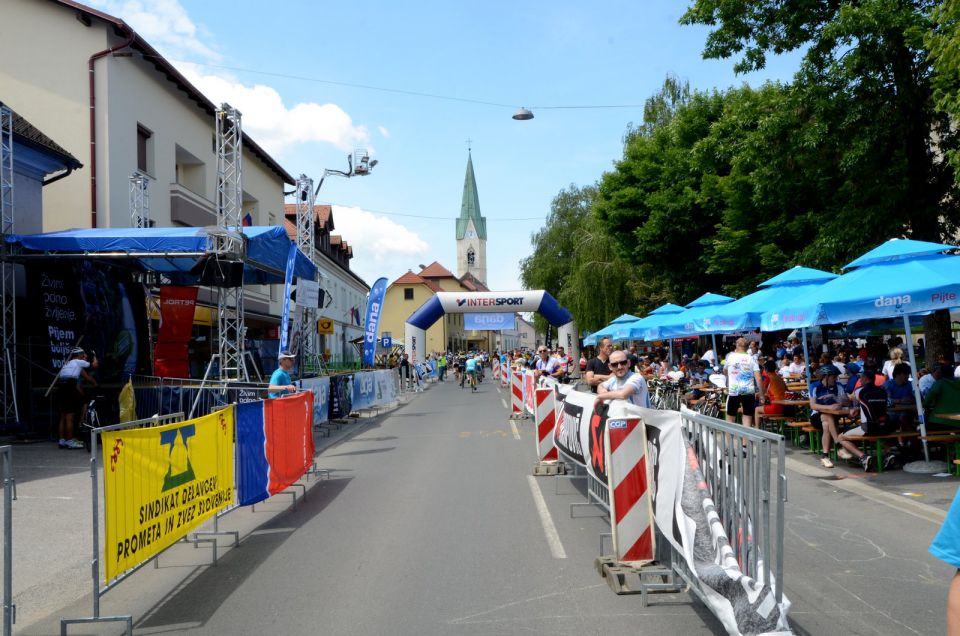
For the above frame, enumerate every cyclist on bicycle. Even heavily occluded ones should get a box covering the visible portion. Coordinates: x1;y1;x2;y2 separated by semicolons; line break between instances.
463;355;479;391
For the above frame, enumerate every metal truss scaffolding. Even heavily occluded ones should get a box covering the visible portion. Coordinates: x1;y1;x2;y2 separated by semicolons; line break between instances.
293;174;324;374
129;173;149;229
215;104;246;381
0;105;17;424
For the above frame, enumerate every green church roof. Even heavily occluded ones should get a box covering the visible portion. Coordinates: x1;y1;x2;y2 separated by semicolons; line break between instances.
456;153;487;240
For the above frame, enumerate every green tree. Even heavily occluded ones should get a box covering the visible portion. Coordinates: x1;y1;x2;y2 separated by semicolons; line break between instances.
683;0;960;365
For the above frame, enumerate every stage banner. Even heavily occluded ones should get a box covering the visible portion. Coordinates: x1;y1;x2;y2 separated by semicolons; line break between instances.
154;286;197;378
352;371;377;410
329;374;353;420
464;313;515;331
101;407;235;582
235;392;314;506
27;260;149;386
362;277;388;368
299;376;330;424
278;242;298;354
375;370;397;404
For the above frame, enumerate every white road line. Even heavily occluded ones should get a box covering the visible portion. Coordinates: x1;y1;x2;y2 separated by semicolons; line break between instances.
500;398;508;410
526;475;567;559
509;419;521;440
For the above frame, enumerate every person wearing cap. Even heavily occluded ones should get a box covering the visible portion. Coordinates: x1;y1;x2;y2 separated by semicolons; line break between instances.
56;347;98;449
268;351;297;398
808;363;848;468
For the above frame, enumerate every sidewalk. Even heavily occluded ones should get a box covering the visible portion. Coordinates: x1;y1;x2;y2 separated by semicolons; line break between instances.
0;384;429;633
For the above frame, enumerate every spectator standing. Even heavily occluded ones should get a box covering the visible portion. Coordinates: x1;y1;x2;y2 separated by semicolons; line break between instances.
438;353;447;382
929;486;960;635
585;337;613;393
267;351;297;399
55;347;98;449
724;337;763;429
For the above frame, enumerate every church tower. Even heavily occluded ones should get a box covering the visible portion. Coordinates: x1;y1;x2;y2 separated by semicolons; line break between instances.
455;151;487;285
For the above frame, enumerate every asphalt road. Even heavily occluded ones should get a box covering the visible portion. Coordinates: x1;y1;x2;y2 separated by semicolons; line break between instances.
16;375;957;634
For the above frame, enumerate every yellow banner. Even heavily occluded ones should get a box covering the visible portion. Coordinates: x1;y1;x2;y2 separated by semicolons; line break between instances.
102;407;235;582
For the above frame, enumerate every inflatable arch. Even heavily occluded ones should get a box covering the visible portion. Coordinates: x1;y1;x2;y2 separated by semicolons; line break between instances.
404;290;579;371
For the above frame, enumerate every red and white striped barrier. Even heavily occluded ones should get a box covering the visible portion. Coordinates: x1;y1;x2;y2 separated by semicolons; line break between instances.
510;370;525;418
534;387;558;462
492;360;500;383
523;371;536;416
500;363;508;387
605;416;654;565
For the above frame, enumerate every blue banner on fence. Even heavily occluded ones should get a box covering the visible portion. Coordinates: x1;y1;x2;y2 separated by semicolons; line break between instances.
352;372;377;410
464;312;515;331
329;374;353;420
299;376;330;424
363;277;388;367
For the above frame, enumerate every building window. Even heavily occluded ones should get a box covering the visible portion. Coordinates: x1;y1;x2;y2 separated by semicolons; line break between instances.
404;288;414;300
467;248;475;266
137;124;153;174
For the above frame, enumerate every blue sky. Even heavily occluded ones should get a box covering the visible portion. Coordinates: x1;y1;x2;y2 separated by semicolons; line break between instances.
90;0;803;291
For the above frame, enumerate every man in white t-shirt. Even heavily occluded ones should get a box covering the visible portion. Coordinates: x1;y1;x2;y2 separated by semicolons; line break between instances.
594;350;649;409
724;337;763;428
56;347;98;449
786;354;806;377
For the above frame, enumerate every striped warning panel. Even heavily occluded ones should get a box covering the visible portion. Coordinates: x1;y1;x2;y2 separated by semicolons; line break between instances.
605;417;654;565
534;387;558;461
511;370;524;415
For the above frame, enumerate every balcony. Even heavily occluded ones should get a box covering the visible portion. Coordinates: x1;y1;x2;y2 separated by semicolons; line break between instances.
170;182;215;227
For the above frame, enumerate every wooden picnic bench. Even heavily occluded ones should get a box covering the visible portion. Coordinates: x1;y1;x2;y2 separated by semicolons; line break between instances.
840;430;920;472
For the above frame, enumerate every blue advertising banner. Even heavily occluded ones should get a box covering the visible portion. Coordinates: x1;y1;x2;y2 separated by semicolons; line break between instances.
299;376;330;424
278;242;298;354
464;312;515;331
352;372;377;410
362;277;389;367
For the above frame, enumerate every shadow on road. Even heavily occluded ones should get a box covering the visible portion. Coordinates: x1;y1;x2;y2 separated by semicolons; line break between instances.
134;476;353;632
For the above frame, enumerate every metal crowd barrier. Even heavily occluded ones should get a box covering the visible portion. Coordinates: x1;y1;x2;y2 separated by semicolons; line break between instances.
61;413;184;636
678;408;787;604
131;376;271;420
1;446;14;636
555;408;787;611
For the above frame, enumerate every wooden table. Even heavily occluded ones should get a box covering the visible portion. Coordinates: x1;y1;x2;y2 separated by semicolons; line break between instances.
771;399;809;407
935;412;960;421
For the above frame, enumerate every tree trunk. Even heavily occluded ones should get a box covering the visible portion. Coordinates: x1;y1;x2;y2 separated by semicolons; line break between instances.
922;309;953;369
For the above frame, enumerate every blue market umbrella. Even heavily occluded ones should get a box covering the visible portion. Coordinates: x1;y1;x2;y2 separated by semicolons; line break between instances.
760;238;960;469
646;293;734;341
584;313;641;346
625;303;686;340
608;304;684;341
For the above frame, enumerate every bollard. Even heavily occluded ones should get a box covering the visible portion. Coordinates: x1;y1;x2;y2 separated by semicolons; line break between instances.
532;388;563;475
510;370;525;419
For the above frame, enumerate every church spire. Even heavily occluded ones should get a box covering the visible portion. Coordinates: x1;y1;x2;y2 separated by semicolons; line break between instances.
456;152;487;240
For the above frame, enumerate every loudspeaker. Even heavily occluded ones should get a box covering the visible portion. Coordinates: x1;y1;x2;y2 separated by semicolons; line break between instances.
192;257;244;287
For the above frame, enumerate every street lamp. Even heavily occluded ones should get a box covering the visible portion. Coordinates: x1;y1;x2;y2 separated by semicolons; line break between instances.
512;107;534;121
314;149;379;197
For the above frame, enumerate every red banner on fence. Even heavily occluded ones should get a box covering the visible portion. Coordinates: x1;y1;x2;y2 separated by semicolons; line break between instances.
154;286;197;377
263;391;315;495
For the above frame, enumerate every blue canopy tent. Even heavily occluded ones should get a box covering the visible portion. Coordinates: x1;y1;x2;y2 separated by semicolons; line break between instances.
5;225;318;284
664;267;838;337
613;303;686;342
583;313;641;346
759;239;960;470
644;293;734;364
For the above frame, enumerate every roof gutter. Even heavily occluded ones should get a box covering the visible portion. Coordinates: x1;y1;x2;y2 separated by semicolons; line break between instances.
88;25;135;228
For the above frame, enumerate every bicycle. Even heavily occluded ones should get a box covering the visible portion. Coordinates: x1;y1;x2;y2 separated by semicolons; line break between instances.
469;371;477;392
78;394;103;452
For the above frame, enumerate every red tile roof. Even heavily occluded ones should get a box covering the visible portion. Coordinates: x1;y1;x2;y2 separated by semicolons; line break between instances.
418;261;457;278
459;271;489;291
392;271;441;293
282;204;334;229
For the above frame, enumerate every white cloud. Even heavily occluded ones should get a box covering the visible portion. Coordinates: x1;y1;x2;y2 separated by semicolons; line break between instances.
378;126;391;138
89;0;372;157
181;66;371;156
330;206;428;282
88;0;221;61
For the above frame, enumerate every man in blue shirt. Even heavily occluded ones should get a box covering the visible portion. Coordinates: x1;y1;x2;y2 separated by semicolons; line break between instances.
930;487;960;634
463;355;479;390
884;362;916;429
268;351;297;398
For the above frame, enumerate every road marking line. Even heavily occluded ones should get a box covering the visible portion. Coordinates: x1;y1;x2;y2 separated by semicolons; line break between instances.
509;419;521;440
500;398;508;410
527;475;567;559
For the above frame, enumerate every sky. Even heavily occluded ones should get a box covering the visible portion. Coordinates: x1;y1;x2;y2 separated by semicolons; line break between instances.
87;0;804;291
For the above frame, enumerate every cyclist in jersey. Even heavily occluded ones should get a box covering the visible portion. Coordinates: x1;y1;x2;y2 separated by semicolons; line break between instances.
464;356;479;390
